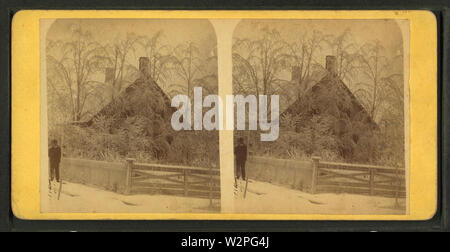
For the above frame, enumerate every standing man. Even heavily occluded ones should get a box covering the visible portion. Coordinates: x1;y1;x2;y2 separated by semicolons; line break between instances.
48;139;62;185
234;137;247;181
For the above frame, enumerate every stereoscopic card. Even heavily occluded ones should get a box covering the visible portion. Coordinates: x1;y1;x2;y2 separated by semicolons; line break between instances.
11;10;437;220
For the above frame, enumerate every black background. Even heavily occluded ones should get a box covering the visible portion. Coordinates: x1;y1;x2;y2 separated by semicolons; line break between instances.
0;0;449;233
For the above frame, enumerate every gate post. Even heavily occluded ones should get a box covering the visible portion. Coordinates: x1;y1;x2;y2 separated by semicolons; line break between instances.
125;158;135;195
369;168;375;196
209;167;213;207
311;156;320;194
184;169;189;196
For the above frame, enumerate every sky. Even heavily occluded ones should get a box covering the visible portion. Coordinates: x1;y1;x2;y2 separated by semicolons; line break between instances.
46;18;217;57
234;19;406;81
233;19;405;57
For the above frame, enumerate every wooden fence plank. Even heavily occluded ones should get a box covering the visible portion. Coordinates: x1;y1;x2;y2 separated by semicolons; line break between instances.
125;158;135;194
123;159;221;201
134;162;219;174
311;156;320;194
317;181;370;188
312;157;406;198
318;169;369;183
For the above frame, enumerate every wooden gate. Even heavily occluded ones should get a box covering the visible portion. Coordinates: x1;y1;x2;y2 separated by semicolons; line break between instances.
124;159;220;200
311;157;406;198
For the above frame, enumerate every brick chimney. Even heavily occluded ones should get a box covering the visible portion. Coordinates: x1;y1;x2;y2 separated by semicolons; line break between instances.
104;67;115;84
325;55;337;77
139;57;150;78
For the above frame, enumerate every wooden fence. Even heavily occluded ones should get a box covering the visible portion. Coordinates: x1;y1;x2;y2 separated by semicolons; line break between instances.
310;157;406;198
125;159;221;201
61;158;126;193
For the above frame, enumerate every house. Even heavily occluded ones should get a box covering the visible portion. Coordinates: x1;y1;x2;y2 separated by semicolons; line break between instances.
80;57;174;127
75;57;176;158
282;56;378;160
66;57;219;165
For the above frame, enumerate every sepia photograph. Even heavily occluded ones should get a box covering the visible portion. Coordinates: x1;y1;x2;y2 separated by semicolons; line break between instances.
231;19;409;214
2;2;444;233
41;19;220;213
7;5;441;231
40;17;409;216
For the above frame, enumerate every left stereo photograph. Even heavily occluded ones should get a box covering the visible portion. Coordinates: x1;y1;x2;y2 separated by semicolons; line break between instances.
40;19;221;213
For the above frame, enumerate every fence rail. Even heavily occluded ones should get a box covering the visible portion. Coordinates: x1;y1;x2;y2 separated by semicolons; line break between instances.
125;159;220;201
311;157;406;198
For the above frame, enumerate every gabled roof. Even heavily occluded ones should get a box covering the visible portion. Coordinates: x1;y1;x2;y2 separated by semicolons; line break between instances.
282;72;378;129
77;73;173;127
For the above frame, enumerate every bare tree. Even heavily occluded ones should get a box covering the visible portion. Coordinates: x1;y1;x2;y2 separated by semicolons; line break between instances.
170;41;204;97
138;31;173;84
233;27;287;97
232;47;260;97
285;30;326;97
354;40;397;121
47;24;106;122
103;32;139;100
377;42;404;166
193;45;218;96
326;28;359;82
